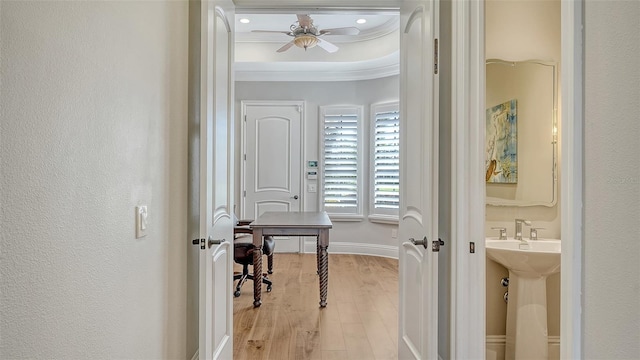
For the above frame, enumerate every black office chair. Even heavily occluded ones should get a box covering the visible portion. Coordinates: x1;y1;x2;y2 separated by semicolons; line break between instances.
233;219;275;298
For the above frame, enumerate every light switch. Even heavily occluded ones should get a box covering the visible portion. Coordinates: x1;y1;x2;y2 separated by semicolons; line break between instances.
136;205;148;238
308;183;317;193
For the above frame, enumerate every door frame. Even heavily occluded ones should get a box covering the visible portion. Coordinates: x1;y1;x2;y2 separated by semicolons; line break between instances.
455;0;584;358
225;0;584;358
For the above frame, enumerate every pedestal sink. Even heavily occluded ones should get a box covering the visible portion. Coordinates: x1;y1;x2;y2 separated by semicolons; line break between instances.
486;239;561;360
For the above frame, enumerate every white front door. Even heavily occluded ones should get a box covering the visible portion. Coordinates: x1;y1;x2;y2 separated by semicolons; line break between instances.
241;101;303;253
398;0;440;359
197;1;234;359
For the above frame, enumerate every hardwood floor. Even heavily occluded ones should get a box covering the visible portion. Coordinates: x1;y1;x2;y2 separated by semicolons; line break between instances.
233;253;399;360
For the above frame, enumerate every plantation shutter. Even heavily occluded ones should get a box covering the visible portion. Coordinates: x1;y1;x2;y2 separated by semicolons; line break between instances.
322;111;359;214
373;109;400;211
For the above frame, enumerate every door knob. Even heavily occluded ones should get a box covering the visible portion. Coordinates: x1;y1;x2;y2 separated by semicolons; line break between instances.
409;236;428;249
208;237;226;248
291;195;299;200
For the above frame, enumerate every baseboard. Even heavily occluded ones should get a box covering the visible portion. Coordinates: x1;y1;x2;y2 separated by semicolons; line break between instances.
303;240;398;259
486;335;560;360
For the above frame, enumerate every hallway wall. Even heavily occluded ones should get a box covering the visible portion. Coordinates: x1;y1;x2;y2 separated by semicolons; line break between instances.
0;1;189;358
583;1;640;358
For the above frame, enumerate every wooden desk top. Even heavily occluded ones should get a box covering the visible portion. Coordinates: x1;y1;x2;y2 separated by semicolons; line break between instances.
250;211;333;229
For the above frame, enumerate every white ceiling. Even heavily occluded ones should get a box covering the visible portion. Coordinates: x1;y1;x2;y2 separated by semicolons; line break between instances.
234;13;400;81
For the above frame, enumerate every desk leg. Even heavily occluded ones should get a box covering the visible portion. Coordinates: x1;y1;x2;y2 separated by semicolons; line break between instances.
318;229;329;307
252;228;263;308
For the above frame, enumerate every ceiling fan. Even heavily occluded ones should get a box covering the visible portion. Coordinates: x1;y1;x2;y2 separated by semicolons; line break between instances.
251;14;361;53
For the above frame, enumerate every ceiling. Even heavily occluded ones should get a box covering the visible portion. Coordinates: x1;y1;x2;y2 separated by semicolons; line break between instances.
234;13;400;81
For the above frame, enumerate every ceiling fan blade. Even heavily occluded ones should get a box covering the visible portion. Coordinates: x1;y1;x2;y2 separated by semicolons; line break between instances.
297;14;313;28
252;30;293;36
319;27;361;36
316;38;339;53
276;41;295;53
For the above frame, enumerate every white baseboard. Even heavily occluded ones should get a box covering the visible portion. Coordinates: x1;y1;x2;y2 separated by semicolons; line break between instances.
486;335;560;360
303;240;398;259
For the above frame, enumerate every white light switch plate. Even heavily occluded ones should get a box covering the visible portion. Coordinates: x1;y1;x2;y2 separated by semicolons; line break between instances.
136;205;148;238
308;183;317;193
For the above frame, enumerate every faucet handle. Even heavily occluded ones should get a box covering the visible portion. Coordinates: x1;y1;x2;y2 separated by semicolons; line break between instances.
529;227;545;240
491;227;508;240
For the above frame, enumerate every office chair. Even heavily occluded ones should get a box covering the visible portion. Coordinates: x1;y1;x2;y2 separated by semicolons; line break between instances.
233;219;275;298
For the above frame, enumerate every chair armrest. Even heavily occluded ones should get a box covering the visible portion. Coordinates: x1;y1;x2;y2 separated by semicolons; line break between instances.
236;219;253;226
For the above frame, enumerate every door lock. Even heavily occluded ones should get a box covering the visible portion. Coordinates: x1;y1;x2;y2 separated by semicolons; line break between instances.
432;238;445;252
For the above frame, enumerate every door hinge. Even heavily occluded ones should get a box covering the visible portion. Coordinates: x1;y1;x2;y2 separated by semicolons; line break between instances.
244;114;247;122
244;154;246;161
432;238;444;252
243;190;246;197
434;38;439;75
297;105;302;113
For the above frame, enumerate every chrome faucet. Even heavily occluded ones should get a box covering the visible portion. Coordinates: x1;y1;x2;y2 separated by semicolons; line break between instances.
514;219;531;241
491;227;508;240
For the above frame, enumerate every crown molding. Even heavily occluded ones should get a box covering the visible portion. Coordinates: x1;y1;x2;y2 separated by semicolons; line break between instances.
235;51;399;82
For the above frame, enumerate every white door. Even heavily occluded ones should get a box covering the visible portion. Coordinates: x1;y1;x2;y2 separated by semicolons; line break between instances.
197;1;234;359
398;0;440;359
241;101;303;253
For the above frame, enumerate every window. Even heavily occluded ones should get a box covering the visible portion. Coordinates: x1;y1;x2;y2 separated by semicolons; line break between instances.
320;106;363;219
370;102;400;221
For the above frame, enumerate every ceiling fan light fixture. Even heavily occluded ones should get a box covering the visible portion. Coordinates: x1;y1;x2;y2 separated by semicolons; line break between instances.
293;34;318;50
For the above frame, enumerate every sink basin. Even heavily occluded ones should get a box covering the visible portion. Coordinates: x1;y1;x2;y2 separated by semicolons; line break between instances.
486;239;561;276
486;238;561;359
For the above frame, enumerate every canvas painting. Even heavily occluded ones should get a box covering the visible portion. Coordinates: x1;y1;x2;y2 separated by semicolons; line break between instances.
486;99;518;183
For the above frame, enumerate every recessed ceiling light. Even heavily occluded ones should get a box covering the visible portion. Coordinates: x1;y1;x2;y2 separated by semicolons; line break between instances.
239;18;250;24
356;18;367;24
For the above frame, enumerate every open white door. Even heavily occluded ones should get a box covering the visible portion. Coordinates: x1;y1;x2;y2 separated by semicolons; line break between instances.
398;0;440;359
196;1;235;359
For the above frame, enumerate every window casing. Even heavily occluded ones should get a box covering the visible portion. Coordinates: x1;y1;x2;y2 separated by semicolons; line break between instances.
320;106;364;219
370;102;400;222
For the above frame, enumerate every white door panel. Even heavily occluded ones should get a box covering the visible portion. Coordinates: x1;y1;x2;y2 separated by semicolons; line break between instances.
399;0;440;359
242;102;303;253
197;1;234;359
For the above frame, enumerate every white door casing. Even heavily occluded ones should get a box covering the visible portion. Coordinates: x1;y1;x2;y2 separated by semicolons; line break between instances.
398;1;440;359
241;101;303;253
197;1;235;359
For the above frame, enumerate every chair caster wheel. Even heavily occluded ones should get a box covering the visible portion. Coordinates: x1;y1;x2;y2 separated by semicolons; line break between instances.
268;270;273;274
266;285;272;292
234;290;241;297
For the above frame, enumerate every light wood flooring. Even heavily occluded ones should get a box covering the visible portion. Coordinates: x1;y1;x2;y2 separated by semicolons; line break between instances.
233;253;399;360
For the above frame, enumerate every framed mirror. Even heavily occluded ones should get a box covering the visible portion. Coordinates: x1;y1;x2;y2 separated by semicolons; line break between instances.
485;59;557;207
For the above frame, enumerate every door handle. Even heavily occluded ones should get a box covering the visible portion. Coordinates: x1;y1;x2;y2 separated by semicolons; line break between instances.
191;237;226;250
291;195;299;200
409;236;428;249
208;237;226;248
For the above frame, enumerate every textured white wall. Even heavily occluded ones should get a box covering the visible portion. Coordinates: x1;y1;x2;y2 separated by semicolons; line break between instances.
584;1;640;358
0;1;188;358
235;76;400;249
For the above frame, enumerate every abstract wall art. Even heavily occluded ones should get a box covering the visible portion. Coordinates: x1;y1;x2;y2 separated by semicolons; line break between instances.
486;99;518;183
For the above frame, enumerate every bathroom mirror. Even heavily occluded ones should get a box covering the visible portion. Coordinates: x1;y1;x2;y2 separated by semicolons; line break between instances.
485;59;557;207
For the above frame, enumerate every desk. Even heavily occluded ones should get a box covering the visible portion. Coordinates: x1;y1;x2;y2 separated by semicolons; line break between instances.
250;211;333;307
